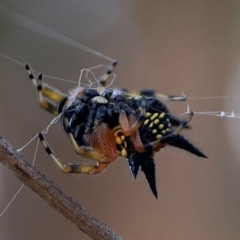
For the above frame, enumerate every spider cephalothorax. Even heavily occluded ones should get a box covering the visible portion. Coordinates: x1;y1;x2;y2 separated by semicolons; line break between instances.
26;62;207;198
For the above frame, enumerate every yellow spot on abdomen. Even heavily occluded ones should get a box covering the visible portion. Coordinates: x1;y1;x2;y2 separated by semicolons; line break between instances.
156;134;162;139
144;119;150;125
145;112;152;117
150;113;158;120
152;129;157;134
159;124;164;129
159;112;165;119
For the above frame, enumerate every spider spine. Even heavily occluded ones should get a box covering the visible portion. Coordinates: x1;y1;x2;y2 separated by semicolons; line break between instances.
26;62;207;198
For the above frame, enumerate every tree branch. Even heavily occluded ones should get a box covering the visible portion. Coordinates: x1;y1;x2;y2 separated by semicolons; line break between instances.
0;135;124;240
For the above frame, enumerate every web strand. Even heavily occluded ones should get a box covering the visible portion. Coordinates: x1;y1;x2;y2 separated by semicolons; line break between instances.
0;5;115;62
0;139;40;217
0;53;24;66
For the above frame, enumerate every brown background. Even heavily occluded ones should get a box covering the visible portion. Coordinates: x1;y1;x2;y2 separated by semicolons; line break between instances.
1;1;240;240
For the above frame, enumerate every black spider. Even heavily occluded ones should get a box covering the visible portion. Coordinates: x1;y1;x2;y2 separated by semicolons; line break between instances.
26;62;207;198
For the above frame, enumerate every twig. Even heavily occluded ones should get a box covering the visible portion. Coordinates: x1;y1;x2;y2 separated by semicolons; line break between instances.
0;135;124;240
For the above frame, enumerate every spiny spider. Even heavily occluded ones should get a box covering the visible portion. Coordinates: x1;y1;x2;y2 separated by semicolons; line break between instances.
26;62;207;198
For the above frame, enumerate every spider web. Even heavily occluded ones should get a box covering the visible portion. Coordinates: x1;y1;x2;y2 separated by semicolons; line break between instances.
1;5;240;219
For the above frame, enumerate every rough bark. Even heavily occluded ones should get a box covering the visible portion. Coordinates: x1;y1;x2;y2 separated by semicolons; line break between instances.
0;135;123;240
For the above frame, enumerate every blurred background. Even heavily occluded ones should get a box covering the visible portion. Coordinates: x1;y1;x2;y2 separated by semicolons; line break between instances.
1;1;240;240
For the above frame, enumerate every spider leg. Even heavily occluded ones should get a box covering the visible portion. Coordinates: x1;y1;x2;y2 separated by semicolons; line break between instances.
63;117;117;163
39;132;109;174
26;64;67;115
125;89;185;101
171;110;193;134
98;61;117;88
68;130;114;163
97;61;117;95
117;97;149;153
140;89;186;101
119;97;146;136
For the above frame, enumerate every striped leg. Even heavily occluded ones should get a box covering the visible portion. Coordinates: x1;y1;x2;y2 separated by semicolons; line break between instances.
98;61;117;87
39;133;109;174
97;61;117;95
140;89;186;101
26;64;67;115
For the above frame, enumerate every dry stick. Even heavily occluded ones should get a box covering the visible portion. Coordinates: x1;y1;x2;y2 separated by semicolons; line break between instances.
0;136;123;240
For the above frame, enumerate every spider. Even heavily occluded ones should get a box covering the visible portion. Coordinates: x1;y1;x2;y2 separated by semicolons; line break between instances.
26;62;207;198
